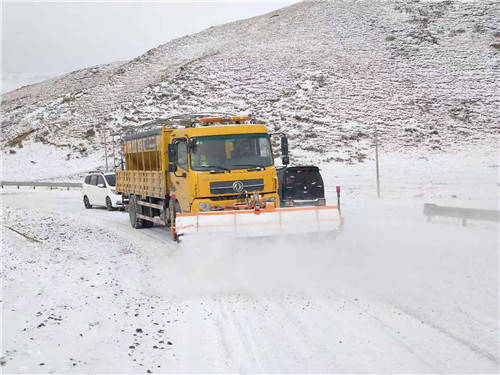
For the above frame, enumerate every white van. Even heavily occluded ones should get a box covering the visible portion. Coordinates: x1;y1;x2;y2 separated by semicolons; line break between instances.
82;172;123;210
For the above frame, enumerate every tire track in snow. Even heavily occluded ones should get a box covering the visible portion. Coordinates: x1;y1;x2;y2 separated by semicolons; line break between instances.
395;304;499;365
324;289;442;372
270;297;337;371
216;298;263;372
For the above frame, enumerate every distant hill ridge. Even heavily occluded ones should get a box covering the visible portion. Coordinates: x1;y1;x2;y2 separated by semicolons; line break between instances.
1;0;499;170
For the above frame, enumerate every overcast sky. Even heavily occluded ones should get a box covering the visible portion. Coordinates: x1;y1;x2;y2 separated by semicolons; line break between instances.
2;1;295;78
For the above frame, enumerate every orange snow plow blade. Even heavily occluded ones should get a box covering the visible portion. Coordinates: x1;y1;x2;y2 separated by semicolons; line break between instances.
174;205;343;239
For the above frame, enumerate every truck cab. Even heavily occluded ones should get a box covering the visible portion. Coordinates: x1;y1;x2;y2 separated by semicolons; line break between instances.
168;124;280;213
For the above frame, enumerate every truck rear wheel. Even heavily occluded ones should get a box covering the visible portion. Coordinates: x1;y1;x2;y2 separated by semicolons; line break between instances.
129;195;142;229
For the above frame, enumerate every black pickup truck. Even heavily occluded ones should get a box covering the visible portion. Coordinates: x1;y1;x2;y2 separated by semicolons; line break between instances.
276;166;326;207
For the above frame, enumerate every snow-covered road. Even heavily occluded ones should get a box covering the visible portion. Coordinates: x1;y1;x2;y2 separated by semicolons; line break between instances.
1;180;498;373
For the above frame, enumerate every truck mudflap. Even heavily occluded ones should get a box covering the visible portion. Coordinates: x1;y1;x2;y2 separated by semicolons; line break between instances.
174;205;343;239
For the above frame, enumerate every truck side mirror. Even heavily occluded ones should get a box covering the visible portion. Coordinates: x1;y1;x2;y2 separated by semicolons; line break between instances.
281;136;289;165
167;144;176;161
167;144;178;172
281;136;288;156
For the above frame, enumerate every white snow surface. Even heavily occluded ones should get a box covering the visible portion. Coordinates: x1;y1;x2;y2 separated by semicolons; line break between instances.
1;147;498;372
1;0;499;175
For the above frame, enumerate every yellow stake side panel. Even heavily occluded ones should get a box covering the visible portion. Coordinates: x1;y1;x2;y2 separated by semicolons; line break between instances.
116;128;172;199
116;170;167;198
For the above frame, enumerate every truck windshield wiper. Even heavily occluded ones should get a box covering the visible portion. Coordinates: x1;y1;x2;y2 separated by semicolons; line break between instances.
232;164;266;171
205;165;231;173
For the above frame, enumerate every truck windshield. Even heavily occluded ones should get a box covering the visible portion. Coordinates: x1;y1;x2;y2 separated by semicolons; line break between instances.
190;134;273;171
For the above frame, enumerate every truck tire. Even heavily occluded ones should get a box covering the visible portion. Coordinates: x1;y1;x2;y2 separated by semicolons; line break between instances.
161;200;170;226
128;195;142;229
169;199;181;223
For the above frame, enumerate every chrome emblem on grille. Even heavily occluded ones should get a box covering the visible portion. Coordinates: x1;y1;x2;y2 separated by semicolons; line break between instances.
232;181;244;193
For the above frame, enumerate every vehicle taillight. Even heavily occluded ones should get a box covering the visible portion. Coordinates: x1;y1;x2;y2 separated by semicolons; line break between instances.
285;201;294;207
318;198;326;206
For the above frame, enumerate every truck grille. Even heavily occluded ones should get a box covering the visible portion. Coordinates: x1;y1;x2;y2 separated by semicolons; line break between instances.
210;194;242;201
210;179;264;195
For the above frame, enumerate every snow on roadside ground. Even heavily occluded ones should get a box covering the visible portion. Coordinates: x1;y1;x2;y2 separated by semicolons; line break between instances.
1;142;104;182
1;205;179;372
1;147;498;372
321;144;499;209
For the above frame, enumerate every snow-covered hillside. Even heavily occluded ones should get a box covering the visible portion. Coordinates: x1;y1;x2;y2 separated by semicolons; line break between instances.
1;0;499;180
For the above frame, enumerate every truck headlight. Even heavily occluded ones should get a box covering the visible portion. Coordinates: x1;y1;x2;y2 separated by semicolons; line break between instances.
199;202;211;212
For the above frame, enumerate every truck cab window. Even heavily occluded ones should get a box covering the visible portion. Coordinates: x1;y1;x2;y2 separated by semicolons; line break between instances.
176;140;188;170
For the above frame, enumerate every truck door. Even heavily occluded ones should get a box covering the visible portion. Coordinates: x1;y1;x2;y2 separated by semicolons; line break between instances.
170;138;191;213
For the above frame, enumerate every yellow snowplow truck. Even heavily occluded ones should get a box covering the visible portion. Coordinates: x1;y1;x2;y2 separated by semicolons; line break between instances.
116;114;343;242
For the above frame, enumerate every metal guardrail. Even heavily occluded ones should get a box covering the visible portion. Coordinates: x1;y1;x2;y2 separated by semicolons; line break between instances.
424;203;500;226
0;181;82;189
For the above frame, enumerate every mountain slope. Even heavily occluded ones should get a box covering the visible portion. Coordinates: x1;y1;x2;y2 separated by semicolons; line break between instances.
1;0;499;179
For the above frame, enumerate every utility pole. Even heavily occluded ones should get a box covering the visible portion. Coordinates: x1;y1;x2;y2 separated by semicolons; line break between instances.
102;129;109;171
119;133;125;170
374;123;381;199
111;133;116;170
